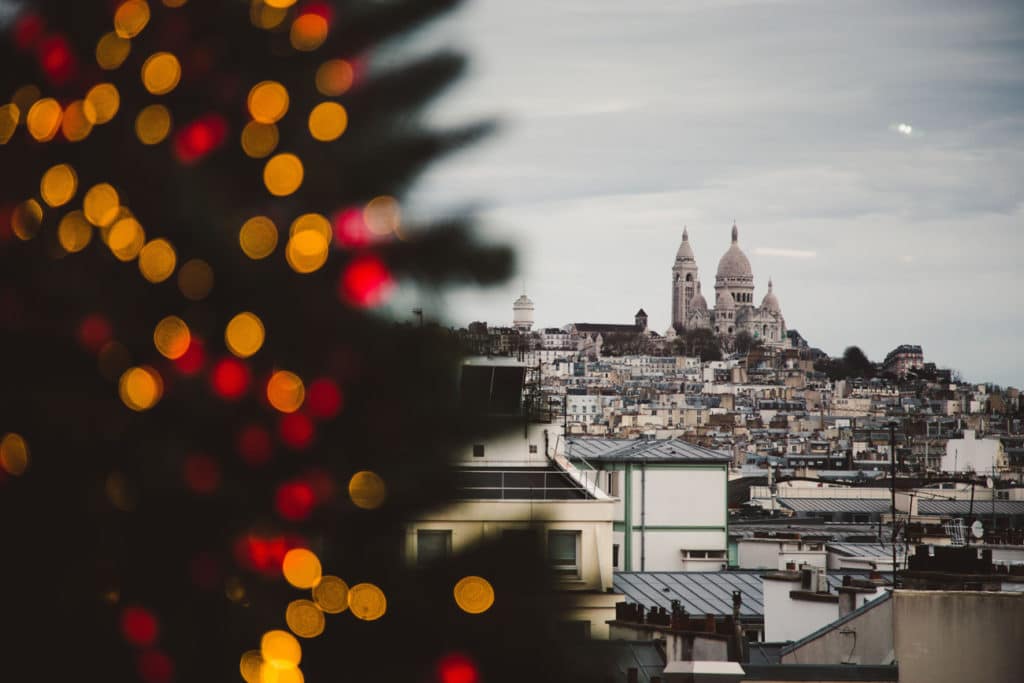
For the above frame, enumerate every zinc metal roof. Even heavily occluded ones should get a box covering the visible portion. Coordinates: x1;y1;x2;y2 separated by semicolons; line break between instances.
778;498;892;514
567;438;732;464
917;500;1024;516
827;542;906;559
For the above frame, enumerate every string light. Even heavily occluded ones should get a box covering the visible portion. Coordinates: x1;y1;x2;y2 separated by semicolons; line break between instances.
267;371;304;413
453;576;495;614
248;81;289;124
85;83;120;124
61;100;95;142
311;576;348;614
141;52;182;95
263;153;304;196
347;583;387;621
26;97;62;141
177;258;214;300
138;239;177;282
0;103;18;144
114;1;151;39
285;600;325;639
348;471;387;510
241;121;279;158
119;366;163;411
315;59;354;96
96;32;131;70
11;199;43;241
108;217;146;261
0;433;29;476
260;630;302;671
136;104;172;145
290;14;328;52
285;231;329;274
83;183;120;227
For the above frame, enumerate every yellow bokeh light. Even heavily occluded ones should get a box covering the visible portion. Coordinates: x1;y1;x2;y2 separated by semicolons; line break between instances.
349;471;387;510
142;52;182;95
153;316;191;360
248;81;289;124
135;104;172;145
275;668;304;683
11;199;43;241
241;121;279;158
282;548;321;589
83;183;121;227
250;2;288;30
285;231;328;274
40;164;78;207
96;31;132;70
58;211;93;253
315;59;354;97
26;98;62;142
285;600;325;639
177;258;214;301
290;14;328;52
225;312;265;358
240;650;264;683
163;0;188;7
0;103;19;144
61;100;96;142
138;238;177;282
119;366;163;411
267;371;305;413
260;630;301;671
311;575;348;614
264;0;298;8
264;153;304;196
453;576;496;614
308;102;347;142
86;83;120;124
0;433;29;477
115;0;151;39
289;213;331;241
348;583;387;621
108;217;146;261
239;216;278;259
364;196;401;236
12;85;41;114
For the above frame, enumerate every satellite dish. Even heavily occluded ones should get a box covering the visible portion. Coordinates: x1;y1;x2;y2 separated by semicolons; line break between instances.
970;521;984;539
986;477;994;489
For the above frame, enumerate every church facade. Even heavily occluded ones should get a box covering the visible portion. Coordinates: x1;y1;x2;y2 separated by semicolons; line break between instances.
671;225;786;346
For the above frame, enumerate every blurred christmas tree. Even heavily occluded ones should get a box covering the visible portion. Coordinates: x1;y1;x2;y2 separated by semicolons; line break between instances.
0;1;603;681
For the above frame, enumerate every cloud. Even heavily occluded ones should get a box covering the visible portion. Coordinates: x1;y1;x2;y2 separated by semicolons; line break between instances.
753;247;817;259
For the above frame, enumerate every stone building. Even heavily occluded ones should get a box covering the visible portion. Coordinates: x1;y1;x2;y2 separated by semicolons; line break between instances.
671;224;787;346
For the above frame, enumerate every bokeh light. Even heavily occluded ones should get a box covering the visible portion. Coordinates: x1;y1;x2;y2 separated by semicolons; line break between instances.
163;0;188;7
26;97;62;141
236;424;272;467
307;378;342;419
174;337;205;375
0;103;19;144
289;213;332;242
240;650;263;683
239;216;278;259
40;164;77;207
137;649;173;683
248;81;289;124
260;630;301;671
86;83;120;124
453;576;495;614
347;583;387;621
315;59;354;96
332;207;371;247
174;113;228;164
290;14;328;52
285;600;325;639
437;653;480;683
267;371;304;413
136;104;172;145
250;2;288;30
338;255;394;308
210;357;251;401
282;552;322;590
264;0;299;9
177;258;213;300
96;31;131;70
264;153;303;196
119;366;163;411
106;470;138;511
285;231;329;274
364;196;401;236
37;34;77;86
275;480;315;521
307;102;347;142
77;314;113;353
312;575;348;614
278;413;314;450
114;1;151;39
120;605;159;647
183;453;220;494
61;100;96;142
11;199;43;241
141;52;182;95
153;316;191;360
0;433;29;476
241;121;279;158
83;183;120;227
58;211;93;253
108;217;146;261
138;238;177;282
12;85;40;115
348;470;387;510
225;312;265;358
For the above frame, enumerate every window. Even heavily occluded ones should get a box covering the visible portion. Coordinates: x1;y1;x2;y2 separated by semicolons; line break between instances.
548;530;580;577
417;530;451;567
606;471;619;497
472;444;484;458
612;544;620;568
853;514;870;524
529;445;538;454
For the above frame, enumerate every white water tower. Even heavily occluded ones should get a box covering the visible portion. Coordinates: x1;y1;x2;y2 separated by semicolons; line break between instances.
512;294;534;331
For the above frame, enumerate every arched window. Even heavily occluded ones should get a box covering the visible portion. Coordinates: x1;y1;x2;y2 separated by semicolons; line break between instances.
763;324;767;336
728;326;733;334
685;273;693;282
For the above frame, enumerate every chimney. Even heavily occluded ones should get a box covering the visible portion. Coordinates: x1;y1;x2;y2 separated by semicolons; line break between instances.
627;668;639;683
704;614;716;633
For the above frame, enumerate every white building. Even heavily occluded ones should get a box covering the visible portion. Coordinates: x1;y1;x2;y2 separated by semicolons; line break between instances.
942;429;1007;475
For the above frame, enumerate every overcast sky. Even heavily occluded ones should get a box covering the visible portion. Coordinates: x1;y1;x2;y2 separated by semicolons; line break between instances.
400;0;1024;386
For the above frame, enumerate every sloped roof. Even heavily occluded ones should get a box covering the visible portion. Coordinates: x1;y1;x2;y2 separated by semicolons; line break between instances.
778;498;892;514
567;438;732;464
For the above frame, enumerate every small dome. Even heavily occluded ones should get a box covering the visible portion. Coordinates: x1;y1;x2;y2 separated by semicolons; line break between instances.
761;278;781;313
690;282;708;311
675;226;695;262
513;294;534;307
716;291;735;311
716;223;753;280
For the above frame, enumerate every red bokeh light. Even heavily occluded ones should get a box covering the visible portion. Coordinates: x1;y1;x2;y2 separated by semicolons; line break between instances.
236;423;273;466
278;413;315;450
183;453;220;494
304;467;337;505
437;653;480;683
137;649;174;683
301;1;334;23
77;314;113;354
37;34;76;85
174;337;206;376
174;114;228;165
338;254;394;308
234;533;306;575
13;13;44;51
332;207;371;247
275;480;316;521
307;378;343;420
121;606;159;648
210;357;251;400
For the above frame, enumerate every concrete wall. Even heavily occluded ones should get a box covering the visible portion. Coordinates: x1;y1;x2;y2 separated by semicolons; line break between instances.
893;590;1024;683
941;430;1006;474
763;577;840;643
780;594;892;666
737;541;826;570
630;529;728;571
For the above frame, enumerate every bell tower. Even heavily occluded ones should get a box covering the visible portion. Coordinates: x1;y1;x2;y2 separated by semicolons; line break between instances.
672;227;699;330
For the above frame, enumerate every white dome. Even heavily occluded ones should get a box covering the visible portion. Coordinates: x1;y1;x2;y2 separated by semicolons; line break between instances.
675;227;695;262
761;279;781;313
716;291;735;310
716;224;753;280
690;282;708;311
513;294;534;330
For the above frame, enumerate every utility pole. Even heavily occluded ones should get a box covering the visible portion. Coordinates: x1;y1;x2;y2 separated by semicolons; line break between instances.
889;423;897;579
